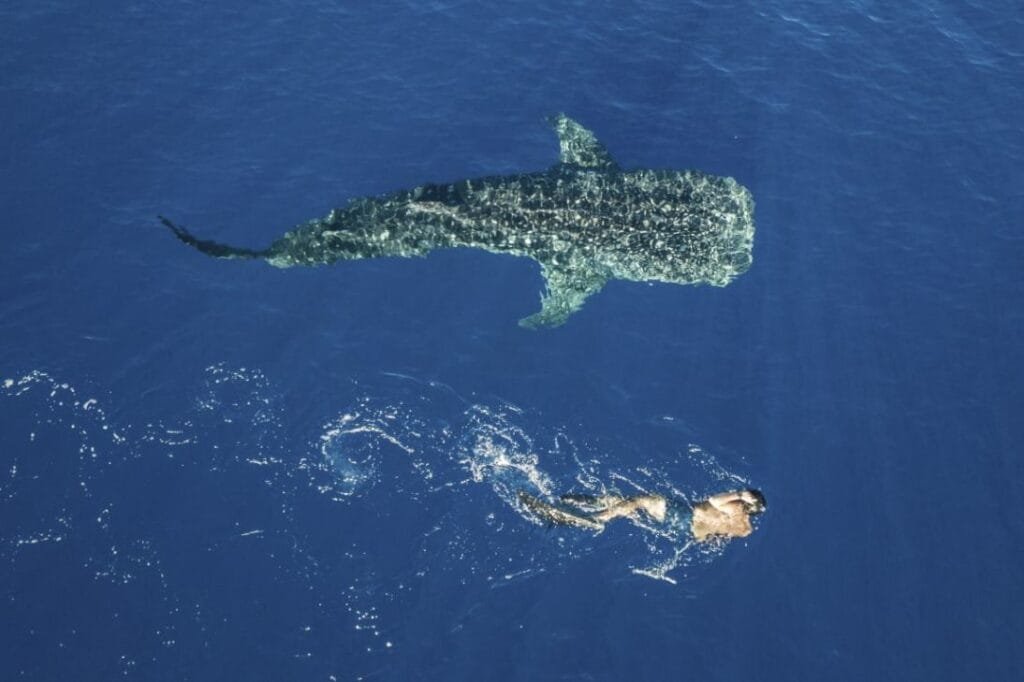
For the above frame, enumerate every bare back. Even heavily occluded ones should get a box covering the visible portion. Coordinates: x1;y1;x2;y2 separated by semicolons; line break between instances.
690;499;754;541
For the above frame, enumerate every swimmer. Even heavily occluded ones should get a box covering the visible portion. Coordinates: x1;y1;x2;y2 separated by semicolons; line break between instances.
517;488;766;542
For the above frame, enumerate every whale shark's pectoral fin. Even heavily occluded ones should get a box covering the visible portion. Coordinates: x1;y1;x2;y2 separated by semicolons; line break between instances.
517;492;605;532
519;261;607;329
549;113;619;171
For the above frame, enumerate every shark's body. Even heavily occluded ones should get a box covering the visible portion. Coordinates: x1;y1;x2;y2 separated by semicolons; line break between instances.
162;115;755;327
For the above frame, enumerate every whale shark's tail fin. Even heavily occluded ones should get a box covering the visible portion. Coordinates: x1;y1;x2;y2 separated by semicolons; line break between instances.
159;216;271;261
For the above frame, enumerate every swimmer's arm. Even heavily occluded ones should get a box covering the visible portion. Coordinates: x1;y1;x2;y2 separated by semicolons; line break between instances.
703;491;746;511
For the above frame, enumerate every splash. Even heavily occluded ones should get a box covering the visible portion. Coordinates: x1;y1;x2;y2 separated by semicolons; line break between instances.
2;361;760;679
312;374;759;584
461;403;556;503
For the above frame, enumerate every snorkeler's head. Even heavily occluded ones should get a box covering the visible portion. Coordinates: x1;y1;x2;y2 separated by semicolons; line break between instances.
741;489;767;514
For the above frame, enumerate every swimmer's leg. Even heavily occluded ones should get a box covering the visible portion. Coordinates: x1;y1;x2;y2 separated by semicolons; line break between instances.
518;492;605;532
559;493;606;512
560;493;633;513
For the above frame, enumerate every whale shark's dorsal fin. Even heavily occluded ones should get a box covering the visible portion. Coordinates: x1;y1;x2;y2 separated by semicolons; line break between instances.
549;114;619;171
519;259;608;328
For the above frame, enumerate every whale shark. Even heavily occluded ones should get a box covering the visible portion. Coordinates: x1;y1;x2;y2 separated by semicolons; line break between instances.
161;114;755;327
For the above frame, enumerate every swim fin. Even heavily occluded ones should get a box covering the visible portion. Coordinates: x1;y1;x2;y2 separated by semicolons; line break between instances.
517;491;605;532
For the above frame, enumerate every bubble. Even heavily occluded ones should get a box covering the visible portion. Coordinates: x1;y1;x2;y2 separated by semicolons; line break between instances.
320;428;379;498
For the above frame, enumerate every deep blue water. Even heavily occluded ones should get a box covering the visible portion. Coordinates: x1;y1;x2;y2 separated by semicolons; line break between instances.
2;1;1023;680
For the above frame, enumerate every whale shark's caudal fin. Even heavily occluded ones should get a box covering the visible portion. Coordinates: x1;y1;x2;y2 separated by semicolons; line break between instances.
519;261;608;329
549;113;619;171
159;216;271;260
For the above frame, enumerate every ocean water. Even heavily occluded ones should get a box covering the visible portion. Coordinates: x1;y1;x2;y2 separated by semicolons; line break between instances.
2;1;1022;680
